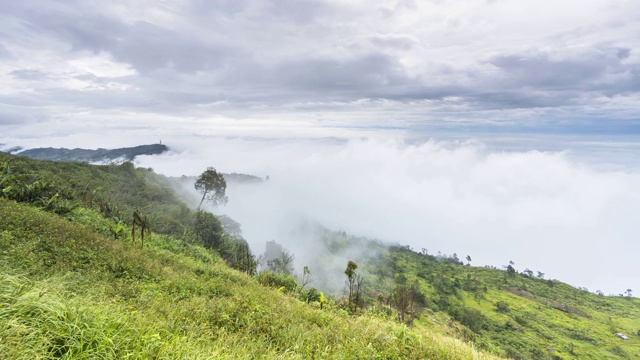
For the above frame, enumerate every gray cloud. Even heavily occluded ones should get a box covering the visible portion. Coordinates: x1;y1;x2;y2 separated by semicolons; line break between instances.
0;44;11;58
10;69;47;80
0;0;639;132
0;106;45;125
489;48;631;91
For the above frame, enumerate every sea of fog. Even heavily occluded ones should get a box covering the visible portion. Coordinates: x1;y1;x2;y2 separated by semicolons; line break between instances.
2;130;639;294
128;133;640;295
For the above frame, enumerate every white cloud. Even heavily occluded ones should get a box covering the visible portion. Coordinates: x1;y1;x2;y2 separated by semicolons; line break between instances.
132;135;640;294
0;0;639;127
1;0;640;296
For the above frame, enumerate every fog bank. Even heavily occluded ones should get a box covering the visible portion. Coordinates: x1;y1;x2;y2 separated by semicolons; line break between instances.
136;136;639;295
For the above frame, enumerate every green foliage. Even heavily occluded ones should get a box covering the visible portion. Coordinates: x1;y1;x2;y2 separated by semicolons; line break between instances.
194;167;228;209
194;210;224;249
0;153;191;236
256;271;301;294
0;194;503;359
344;260;365;312
390;284;424;323
4;152;640;359
306;287;321;303
16;144;168;162
194;210;256;274
450;306;488;334
359;243;640;359
495;301;510;313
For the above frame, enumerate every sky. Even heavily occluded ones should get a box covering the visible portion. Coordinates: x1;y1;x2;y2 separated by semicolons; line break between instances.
1;0;639;137
1;0;640;294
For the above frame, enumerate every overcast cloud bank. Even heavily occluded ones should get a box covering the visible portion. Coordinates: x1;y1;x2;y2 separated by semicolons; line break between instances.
1;0;640;132
131;136;640;295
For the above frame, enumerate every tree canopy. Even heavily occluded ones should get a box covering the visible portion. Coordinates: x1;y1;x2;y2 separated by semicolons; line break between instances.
194;167;228;210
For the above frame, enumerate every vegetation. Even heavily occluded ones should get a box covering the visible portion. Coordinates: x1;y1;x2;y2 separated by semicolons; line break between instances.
0;152;498;359
3;150;640;359
356;244;640;359
13;143;169;162
194;167;228;210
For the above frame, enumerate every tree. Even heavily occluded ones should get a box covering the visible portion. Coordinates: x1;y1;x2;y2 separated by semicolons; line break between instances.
234;240;257;275
194;167;228;210
536;271;545;279
267;251;295;275
131;210;150;249
301;266;312;288
344;260;364;312
625;289;633;297
522;268;534;278
263;241;294;275
465;255;472;266
306;287;320;303
194;210;225;250
390;284;422;322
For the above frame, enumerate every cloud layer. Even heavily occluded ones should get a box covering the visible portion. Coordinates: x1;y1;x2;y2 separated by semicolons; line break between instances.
1;0;640;133
133;136;640;295
1;0;639;295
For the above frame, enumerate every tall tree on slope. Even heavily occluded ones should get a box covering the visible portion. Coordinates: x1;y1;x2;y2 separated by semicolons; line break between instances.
195;167;228;210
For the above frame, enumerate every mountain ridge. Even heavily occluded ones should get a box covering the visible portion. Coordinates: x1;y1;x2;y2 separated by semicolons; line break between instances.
11;143;169;162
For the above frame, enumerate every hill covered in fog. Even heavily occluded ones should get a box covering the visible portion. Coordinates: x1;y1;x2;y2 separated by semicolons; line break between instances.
1;151;639;359
10;143;169;163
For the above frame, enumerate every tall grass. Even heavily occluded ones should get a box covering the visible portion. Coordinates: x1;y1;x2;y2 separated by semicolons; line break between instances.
0;198;500;359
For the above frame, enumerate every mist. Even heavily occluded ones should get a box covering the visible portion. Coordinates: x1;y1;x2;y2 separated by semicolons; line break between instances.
129;135;640;295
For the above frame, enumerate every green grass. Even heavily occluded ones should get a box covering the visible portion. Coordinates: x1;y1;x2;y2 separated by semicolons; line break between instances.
4;152;640;359
361;245;640;359
0;198;500;359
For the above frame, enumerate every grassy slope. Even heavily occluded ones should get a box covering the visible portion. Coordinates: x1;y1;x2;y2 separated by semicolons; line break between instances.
0;200;497;359
360;246;640;359
3;152;640;359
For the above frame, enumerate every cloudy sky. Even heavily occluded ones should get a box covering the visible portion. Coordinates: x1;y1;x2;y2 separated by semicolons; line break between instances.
1;0;640;139
2;1;640;294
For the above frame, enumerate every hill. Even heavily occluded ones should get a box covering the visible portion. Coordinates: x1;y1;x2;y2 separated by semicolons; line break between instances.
0;152;497;359
12;143;169;163
2;152;639;359
268;222;640;359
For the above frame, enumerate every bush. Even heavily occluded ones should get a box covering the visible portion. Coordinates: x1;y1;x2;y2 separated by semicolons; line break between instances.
194;210;224;249
256;271;300;294
495;301;510;313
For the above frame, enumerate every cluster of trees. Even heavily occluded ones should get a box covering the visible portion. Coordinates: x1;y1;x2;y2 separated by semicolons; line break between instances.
193;168;256;275
249;237;426;322
1;157;258;276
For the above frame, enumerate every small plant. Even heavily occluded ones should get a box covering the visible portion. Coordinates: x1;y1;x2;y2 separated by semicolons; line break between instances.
131;210;150;249
495;301;510;313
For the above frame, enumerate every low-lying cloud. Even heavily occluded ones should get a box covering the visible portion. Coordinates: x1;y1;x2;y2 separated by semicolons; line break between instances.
135;135;640;295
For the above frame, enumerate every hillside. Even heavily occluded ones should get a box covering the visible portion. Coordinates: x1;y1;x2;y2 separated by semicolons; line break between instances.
1;152;639;359
271;223;640;359
0;153;497;359
361;244;640;358
12;143;169;162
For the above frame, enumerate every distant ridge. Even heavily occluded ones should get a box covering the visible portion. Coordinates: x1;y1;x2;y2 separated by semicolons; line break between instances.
15;144;169;163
